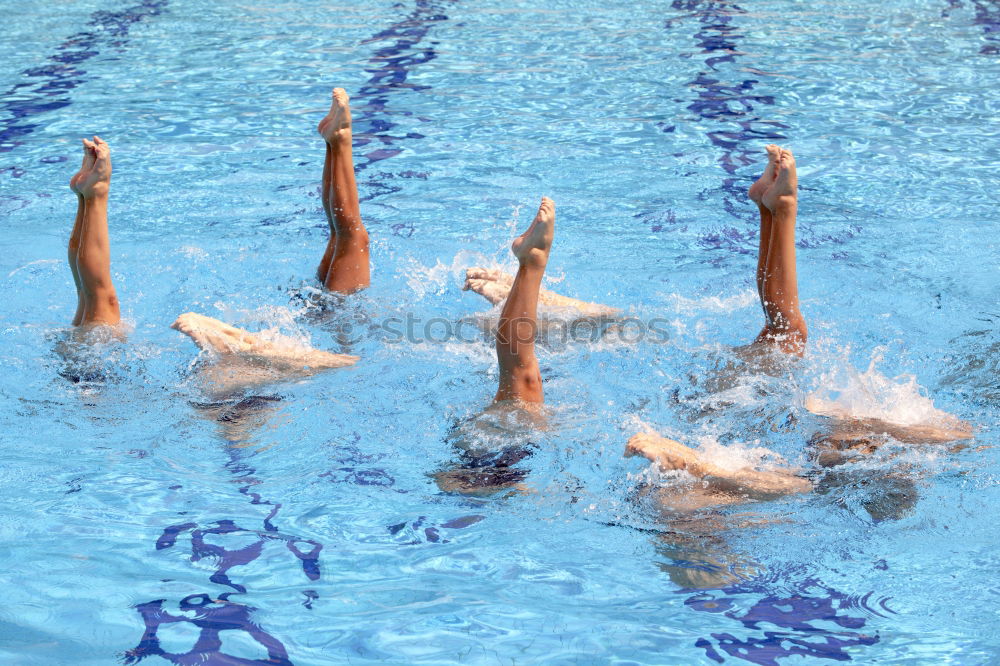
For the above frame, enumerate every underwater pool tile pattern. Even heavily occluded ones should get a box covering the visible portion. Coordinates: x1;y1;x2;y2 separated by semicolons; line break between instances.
0;0;998;663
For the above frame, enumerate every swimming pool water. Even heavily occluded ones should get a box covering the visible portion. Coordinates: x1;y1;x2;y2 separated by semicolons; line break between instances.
1;0;998;663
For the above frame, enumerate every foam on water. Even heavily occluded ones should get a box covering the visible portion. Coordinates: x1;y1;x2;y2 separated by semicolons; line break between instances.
806;347;966;428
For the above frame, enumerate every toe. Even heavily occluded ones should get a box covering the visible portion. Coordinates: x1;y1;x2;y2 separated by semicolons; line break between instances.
171;313;195;330
624;433;650;457
536;197;555;222
472;268;509;283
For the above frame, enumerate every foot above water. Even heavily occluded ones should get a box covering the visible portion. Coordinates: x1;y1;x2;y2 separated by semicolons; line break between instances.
511;197;555;267
318;87;352;144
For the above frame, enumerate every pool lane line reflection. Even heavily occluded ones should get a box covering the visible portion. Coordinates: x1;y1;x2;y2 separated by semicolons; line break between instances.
0;0;169;153
637;1;787;250
124;395;317;664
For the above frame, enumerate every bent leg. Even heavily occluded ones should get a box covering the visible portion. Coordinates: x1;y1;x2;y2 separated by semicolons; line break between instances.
72;136;120;327
494;198;555;404
625;431;812;500
464;267;621;319
316;88;369;293
172;312;358;369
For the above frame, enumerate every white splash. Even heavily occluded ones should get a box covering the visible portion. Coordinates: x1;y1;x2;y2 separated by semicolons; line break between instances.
404;249;494;300
694;434;790;473
661;288;758;315
7;259;60;279
805;348;964;429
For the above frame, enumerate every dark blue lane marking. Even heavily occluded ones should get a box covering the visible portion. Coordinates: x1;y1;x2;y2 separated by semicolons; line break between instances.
942;0;1000;53
0;0;168;153
686;576;883;665
387;514;485;545
127;396;319;664
292;1;456;238
350;0;457;176
123;594;291;666
966;0;1000;54
346;0;458;240
637;1;786;251
639;2;863;255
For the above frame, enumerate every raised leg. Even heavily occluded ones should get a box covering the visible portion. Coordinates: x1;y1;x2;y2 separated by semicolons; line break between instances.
494;198;555;404
748;144;781;333
69;136;120;328
316;88;369;293
750;147;806;354
67;142;92;325
316;142;336;282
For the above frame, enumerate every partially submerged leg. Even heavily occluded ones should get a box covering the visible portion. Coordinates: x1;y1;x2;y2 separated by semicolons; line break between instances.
494;198;555;404
171;312;358;371
756;148;806;354
316;88;369;293
625;431;812;501
71;136;120;328
464;267;621;319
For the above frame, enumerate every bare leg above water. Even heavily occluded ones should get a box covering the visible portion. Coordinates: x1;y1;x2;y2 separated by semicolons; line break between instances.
625;431;813;501
464;267;621;319
316;88;369;293
67;136;120;328
172;312;358;372
493;197;555;405
748;145;806;355
435;202;555;496
67;141;91;326
748;144;780;338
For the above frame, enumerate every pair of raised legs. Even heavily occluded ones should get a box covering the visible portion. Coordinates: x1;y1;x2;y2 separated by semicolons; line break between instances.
67;136;120;329
748;144;807;354
627;147;971;510
314;88;370;293
64;92;370;366
171;89;370;382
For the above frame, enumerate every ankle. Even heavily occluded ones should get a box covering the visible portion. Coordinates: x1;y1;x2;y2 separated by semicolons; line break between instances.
765;195;796;214
517;249;548;269
81;188;109;202
326;130;352;148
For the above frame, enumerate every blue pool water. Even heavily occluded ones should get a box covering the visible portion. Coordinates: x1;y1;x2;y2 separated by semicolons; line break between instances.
1;0;999;663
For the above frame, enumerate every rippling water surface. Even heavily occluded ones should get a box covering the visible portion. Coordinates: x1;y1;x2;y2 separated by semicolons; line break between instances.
1;0;998;663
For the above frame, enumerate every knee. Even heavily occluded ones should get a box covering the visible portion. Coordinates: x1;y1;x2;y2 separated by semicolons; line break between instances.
90;287;119;312
788;320;807;344
781;322;807;354
511;364;543;401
